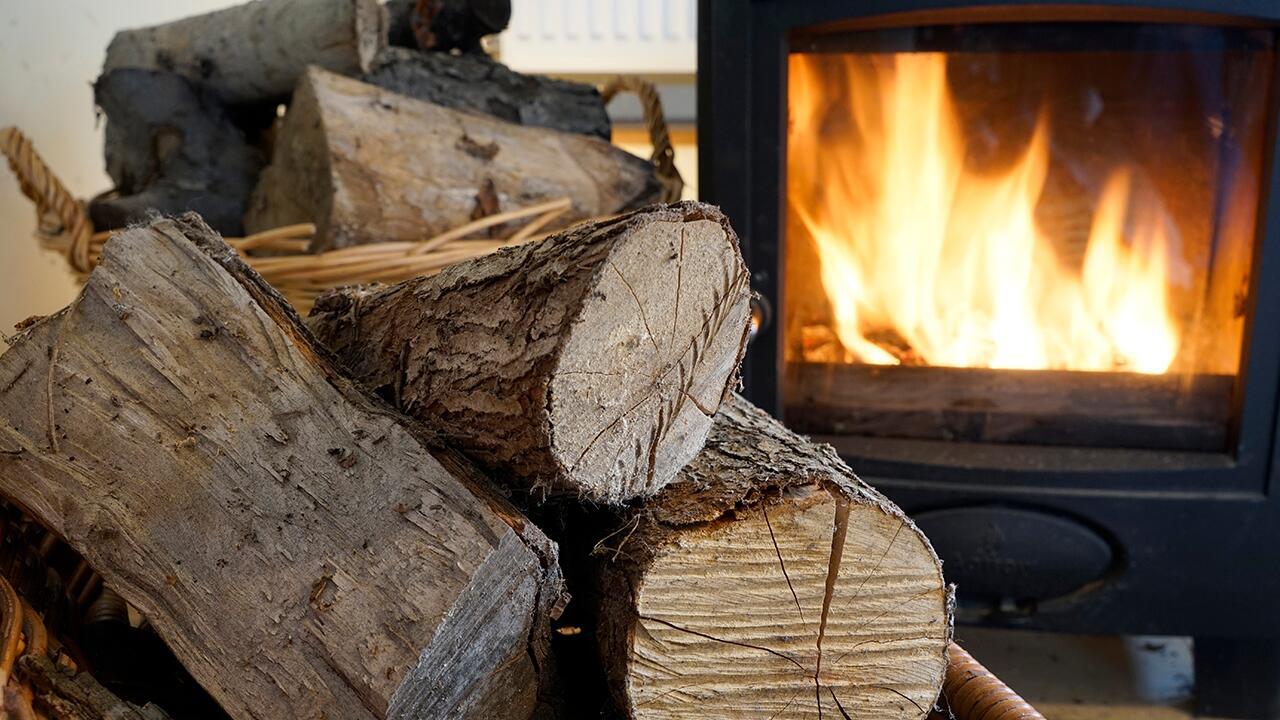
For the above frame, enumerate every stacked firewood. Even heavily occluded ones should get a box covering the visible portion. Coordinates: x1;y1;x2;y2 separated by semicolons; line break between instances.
0;1;955;718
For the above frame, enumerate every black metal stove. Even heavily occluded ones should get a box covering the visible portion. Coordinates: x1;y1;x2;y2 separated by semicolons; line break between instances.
699;2;1280;717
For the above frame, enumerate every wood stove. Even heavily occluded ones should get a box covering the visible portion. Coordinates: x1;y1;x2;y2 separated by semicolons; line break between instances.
699;2;1280;716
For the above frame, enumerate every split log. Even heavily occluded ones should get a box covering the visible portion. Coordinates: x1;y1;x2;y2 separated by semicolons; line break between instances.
244;67;658;251
308;202;751;503
386;0;512;53
102;0;385;105
89;69;262;235
364;47;611;139
0;215;564;720
588;395;951;719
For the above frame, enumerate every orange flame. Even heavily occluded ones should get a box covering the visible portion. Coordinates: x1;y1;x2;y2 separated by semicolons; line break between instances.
787;52;1182;374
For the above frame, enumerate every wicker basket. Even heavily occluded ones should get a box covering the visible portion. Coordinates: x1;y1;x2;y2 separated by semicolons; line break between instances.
2;76;682;314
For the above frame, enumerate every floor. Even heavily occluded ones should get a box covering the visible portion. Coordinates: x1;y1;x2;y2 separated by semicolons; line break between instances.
959;627;1204;719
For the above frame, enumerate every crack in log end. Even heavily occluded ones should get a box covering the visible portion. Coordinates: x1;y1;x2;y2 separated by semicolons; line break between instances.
609;261;661;354
637;615;808;675
559;245;750;500
625;496;947;719
762;503;807;630
813;498;850;720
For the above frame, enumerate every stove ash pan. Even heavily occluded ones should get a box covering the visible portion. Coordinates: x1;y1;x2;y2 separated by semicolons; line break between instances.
700;2;1280;717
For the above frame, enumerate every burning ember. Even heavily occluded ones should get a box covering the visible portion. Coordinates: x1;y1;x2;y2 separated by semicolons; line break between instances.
787;52;1187;374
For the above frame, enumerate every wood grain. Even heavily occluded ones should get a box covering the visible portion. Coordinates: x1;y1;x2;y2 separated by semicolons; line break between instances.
245;66;659;251
0;215;563;720
592;395;951;719
103;0;385;104
309;202;752;503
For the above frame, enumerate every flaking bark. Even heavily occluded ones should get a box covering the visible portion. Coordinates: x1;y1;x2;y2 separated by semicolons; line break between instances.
364;47;611;139
0;215;563;720
586;395;952;719
102;0;386;104
89;69;262;235
245;67;657;251
309;201;752;503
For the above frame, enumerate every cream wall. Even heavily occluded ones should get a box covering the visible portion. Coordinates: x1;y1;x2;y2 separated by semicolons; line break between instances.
0;1;238;334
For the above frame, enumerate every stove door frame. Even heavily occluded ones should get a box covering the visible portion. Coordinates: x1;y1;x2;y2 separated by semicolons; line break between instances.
699;0;1280;639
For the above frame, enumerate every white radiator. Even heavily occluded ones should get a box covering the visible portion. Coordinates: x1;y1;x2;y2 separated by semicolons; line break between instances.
501;0;697;75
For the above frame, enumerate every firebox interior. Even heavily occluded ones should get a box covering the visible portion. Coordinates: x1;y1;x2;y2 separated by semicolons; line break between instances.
782;22;1273;452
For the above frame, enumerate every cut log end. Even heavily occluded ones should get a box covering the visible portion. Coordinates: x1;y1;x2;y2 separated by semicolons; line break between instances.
625;485;948;719
549;216;751;502
590;396;951;719
308;202;750;504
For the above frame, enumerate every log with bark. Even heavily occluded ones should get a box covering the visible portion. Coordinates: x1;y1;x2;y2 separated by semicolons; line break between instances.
308;202;752;504
88;69;263;236
584;395;951;719
386;0;512;53
13;655;172;720
102;0;386;105
364;47;611;139
0;215;564;720
245;67;658;251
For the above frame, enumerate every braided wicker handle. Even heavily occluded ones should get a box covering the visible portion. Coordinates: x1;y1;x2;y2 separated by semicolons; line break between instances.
932;643;1046;720
599;76;685;203
1;127;94;275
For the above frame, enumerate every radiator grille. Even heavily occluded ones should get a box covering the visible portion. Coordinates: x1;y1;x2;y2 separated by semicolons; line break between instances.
502;0;697;75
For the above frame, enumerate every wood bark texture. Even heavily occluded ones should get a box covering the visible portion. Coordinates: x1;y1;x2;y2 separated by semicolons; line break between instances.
591;395;951;719
0;215;563;720
102;0;386;104
308;202;751;504
244;66;659;251
89;69;263;236
14;655;172;720
386;0;511;53
364;47;611;139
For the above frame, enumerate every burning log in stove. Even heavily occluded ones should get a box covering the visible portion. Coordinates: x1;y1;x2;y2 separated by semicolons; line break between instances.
781;49;1256;457
785;362;1235;452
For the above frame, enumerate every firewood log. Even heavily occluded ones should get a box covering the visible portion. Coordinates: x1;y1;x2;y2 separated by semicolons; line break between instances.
88;69;262;236
244;67;658;251
15;655;172;720
364;47;611;139
0;215;564;720
102;0;386;105
308;202;751;504
386;0;512;53
585;395;951;719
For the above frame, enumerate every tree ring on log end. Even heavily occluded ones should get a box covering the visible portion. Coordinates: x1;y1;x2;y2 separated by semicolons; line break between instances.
548;218;751;503
625;484;948;719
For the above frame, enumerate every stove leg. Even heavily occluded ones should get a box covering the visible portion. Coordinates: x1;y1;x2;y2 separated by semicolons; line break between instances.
1195;637;1280;719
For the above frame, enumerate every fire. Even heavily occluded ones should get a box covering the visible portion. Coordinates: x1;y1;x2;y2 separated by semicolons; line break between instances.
787;52;1183;374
